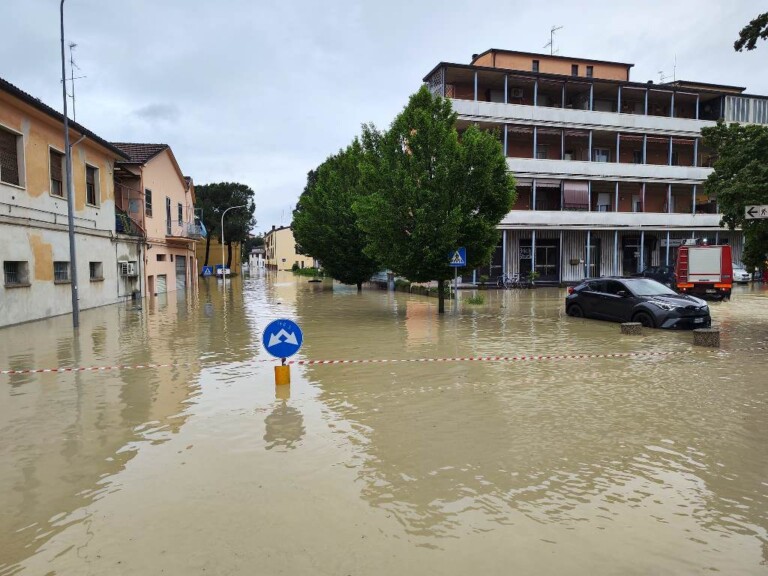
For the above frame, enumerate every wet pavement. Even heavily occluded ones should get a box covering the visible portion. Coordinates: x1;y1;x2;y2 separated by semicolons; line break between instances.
1;274;768;575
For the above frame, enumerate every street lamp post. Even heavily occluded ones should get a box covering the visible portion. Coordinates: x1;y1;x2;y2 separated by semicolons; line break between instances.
60;0;79;328
220;205;247;285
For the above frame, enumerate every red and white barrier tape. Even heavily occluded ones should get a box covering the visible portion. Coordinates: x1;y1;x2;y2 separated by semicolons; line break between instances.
0;348;718;375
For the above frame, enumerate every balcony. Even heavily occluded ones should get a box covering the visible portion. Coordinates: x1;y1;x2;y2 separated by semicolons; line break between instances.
506;157;712;184
500;209;723;230
166;220;205;241
451;99;716;137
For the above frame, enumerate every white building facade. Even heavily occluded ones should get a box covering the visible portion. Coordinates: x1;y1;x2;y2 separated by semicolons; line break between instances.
424;50;765;283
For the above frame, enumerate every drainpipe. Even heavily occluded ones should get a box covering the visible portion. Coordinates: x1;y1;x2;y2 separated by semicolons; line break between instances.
617;86;622;113
532;179;537;211
616;132;620;163
614;230;619;275
504;74;508;104
666;230;671;265
693;138;698;167
692;184;697;215
642;135;647;164
502;231;507;276
640;230;645;273
588;130;593;161
586;230;591;278
533;126;537;159
589;83;594;111
695;94;700;120
473;71;478;102
644;89;649;115
534;79;538;107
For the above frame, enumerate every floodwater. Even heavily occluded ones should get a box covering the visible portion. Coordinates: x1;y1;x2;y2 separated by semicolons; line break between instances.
1;273;768;575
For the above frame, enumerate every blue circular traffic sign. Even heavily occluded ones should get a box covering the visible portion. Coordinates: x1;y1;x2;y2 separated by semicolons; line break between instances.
262;318;303;359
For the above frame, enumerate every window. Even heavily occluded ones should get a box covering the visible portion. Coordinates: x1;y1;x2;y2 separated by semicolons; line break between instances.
0;126;22;186
536;145;549;160
89;261;103;281
592;148;610;162
166;197;171;235
571;64;579;76
156;254;167;262
86;165;98;205
3;261;29;287
633;150;643;164
54;261;70;283
532;60;539;73
50;149;64;197
145;189;153;217
178;203;183;226
586;66;594;78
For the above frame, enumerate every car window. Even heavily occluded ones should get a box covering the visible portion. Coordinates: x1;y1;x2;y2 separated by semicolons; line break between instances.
604;280;626;295
586;280;606;293
626;278;676;296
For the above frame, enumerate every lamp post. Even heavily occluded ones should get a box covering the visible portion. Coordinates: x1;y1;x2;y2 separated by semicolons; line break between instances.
220;205;247;285
60;0;79;328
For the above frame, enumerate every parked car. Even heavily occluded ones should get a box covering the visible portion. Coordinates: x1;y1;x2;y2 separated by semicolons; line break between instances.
565;277;711;329
732;263;752;284
633;265;676;287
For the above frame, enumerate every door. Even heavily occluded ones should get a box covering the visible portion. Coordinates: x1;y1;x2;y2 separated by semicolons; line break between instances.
157;274;167;294
519;239;559;282
602;279;632;321
175;255;187;291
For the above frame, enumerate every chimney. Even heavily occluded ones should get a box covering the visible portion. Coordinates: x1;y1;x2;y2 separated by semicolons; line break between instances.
272;225;276;231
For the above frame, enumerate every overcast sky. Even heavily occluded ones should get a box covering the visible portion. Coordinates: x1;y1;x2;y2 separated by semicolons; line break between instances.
2;1;766;233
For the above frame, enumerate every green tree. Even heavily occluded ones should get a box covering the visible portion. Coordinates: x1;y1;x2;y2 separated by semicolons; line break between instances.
195;182;257;269
293;140;380;291
734;12;768;51
702;121;768;270
241;234;264;263
355;86;515;313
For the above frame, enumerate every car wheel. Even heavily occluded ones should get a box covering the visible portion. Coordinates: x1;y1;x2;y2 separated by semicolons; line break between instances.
633;311;655;328
567;304;584;318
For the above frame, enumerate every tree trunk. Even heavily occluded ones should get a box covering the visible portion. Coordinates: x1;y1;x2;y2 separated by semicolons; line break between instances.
203;235;211;267
438;279;445;314
226;242;233;269
357;282;362;292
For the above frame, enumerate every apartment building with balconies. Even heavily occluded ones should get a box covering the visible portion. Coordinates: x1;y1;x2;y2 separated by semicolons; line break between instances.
112;143;201;295
423;49;767;283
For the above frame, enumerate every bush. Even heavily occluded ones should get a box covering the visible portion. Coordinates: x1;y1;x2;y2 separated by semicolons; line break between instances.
293;266;322;277
466;294;485;305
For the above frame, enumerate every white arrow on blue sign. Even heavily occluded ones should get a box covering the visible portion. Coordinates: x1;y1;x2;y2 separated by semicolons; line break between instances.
262;318;303;359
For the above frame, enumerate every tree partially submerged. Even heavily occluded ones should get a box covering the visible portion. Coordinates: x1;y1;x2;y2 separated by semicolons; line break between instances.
702;121;768;270
292;141;380;290
355;86;515;313
195;182;257;269
734;12;768;52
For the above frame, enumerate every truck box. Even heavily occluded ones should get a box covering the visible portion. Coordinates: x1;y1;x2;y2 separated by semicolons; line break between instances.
675;244;732;299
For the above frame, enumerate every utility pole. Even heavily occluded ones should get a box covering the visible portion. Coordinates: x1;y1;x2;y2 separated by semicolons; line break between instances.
60;0;79;328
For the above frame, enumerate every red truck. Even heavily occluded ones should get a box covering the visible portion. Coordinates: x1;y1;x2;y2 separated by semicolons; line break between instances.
675;243;733;300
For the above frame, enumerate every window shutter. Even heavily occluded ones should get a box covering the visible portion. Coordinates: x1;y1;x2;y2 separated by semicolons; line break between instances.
0;129;20;185
50;150;63;181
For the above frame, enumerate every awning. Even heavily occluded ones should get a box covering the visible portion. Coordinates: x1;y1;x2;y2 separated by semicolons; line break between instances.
563;181;589;210
534;179;561;189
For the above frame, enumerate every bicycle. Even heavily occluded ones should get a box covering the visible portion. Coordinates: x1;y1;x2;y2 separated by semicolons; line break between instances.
496;273;520;289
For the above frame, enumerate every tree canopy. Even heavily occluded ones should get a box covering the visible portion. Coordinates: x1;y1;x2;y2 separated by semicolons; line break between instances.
195;182;257;268
292;140;380;290
355;85;515;312
734;12;768;51
702;121;768;269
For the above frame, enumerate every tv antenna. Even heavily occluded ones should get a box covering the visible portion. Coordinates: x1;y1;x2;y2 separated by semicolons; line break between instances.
658;55;677;84
66;42;87;121
543;25;563;55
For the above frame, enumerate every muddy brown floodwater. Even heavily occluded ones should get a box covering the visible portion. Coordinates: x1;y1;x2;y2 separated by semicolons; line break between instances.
1;273;767;575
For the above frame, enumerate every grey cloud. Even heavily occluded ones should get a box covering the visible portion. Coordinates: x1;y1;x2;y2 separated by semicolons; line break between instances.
133;103;180;122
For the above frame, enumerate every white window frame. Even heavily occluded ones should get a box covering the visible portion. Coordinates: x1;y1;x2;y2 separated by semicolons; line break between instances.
85;163;100;206
49;145;66;198
0;122;25;189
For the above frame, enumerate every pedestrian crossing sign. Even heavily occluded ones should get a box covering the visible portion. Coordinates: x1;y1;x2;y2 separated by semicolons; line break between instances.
449;247;466;267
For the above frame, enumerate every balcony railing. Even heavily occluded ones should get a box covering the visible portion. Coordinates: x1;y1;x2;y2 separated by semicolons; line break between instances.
166;221;205;240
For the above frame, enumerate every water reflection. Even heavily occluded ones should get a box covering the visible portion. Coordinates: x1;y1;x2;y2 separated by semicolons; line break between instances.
0;279;255;574
295;280;768;566
264;397;305;451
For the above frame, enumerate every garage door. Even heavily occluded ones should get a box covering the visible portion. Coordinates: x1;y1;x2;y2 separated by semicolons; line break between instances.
175;256;186;291
157;274;167;294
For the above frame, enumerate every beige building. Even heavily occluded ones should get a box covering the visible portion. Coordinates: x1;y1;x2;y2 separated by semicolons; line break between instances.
264;225;314;270
0;76;140;327
112;144;201;295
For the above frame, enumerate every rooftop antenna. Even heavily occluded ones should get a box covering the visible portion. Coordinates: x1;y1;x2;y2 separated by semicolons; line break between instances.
66;42;86;121
543;25;563;56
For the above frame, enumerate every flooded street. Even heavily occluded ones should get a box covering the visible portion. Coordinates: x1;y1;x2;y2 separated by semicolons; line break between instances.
2;273;768;575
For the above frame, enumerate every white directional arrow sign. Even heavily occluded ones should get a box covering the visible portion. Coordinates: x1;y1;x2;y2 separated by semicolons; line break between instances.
268;328;299;347
745;205;768;219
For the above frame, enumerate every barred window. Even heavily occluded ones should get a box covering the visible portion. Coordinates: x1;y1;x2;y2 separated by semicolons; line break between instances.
54;261;70;283
145;189;153;217
178;203;183;226
86;165;98;205
50;149;64;197
4;261;29;286
0;127;21;186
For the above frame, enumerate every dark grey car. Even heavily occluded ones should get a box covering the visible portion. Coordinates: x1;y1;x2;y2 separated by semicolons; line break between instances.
565;277;711;329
